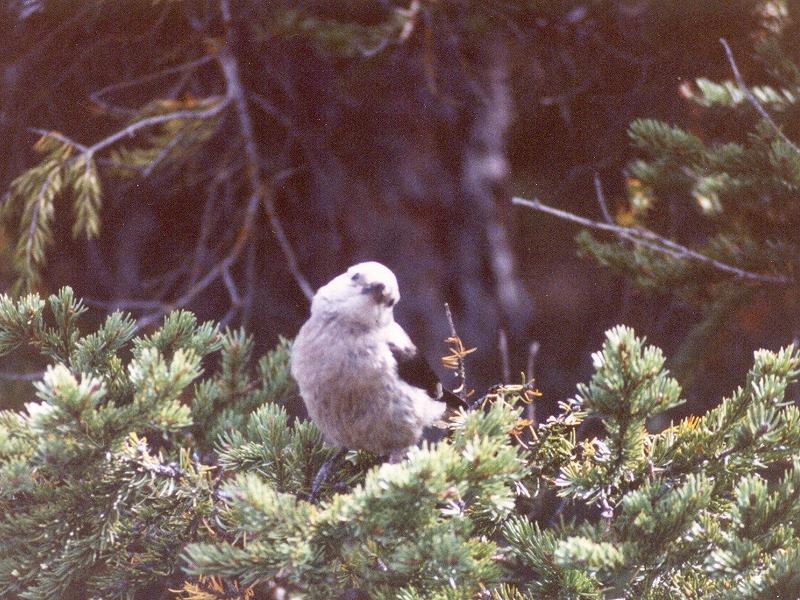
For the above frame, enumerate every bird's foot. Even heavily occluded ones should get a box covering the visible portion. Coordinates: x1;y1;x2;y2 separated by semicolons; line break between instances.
309;448;347;502
388;449;407;464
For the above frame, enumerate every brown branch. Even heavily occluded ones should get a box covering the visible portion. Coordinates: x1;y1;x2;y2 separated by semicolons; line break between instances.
89;55;214;116
218;0;314;302
512;196;791;284
444;303;469;403
720;38;800;156
133;1;312;331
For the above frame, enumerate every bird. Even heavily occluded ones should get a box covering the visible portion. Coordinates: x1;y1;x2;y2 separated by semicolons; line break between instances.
290;261;464;496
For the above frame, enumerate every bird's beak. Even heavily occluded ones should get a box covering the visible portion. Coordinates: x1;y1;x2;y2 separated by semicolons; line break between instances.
362;283;394;305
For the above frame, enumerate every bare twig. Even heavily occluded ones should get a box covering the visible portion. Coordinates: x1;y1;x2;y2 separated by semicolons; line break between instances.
593;172;613;224
512;196;791;284
250;93;294;130
27;128;89;153
141;128;189;177
261;190;315;301
29;101;227;175
498;329;510;383
241;237;257;330
90;55;214;116
84;296;166;311
218;0;314;302
720;38;800;156
0;370;45;381
84;101;228;158
443;303;470;403
525;341;540;428
134;1;312;330
222;265;242;306
526;341;540;383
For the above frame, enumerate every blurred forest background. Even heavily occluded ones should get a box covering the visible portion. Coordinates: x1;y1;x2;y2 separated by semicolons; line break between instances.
2;0;797;419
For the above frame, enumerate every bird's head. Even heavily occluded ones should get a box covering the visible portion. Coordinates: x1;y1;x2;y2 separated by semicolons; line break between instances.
311;261;400;328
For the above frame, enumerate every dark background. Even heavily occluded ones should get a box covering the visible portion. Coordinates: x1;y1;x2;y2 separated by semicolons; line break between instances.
0;1;781;416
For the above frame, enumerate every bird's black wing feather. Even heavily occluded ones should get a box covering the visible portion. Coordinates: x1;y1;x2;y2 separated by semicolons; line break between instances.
388;342;466;409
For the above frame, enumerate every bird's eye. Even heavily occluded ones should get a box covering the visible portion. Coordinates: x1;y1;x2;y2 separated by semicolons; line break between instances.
351;273;361;281
386;298;395;307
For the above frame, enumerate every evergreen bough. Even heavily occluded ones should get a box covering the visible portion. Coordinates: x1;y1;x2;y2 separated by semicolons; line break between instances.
0;289;799;598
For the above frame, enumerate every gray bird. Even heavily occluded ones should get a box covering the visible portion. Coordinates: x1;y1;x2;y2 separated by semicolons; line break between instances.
291;262;463;494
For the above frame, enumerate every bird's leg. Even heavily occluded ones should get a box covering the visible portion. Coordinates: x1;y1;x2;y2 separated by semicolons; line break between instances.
310;448;347;502
388;448;408;464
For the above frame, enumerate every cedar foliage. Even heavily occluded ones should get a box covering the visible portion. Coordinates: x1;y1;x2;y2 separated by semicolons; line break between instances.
2;290;800;598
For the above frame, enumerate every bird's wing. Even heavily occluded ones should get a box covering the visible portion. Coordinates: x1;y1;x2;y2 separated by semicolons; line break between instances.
386;325;466;410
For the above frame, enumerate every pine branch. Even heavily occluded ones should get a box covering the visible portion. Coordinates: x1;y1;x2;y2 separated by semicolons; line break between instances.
512;195;791;284
720;37;800;157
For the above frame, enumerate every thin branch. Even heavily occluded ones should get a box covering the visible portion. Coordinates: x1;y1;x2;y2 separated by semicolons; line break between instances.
89;55;214;116
84;297;166;311
498;329;510;383
525;341;540;428
526;341;540;382
0;370;45;381
25;165;60;273
720;38;800;156
217;1;314;302
512;196;791;284
241;237;257;330
141;129;189;177
84;101;228;158
261;190;315;301
134;1;312;330
29;101;227;172
27;128;89;153
593;172;613;224
222;265;242;306
444;303;468;404
250;93;294;130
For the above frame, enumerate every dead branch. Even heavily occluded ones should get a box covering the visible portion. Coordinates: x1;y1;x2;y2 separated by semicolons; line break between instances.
218;0;314;302
0;370;45;381
89;55;214;116
442;302;473;403
525;341;540;428
134;1;313;331
512;195;791;284
498;329;510;383
720;38;800;156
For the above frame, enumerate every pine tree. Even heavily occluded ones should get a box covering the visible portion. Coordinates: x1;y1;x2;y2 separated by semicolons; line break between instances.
552;4;800;382
1;290;799;598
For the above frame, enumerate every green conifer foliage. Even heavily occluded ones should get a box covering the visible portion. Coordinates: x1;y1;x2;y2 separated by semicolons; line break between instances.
574;5;800;381
1;292;799;598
